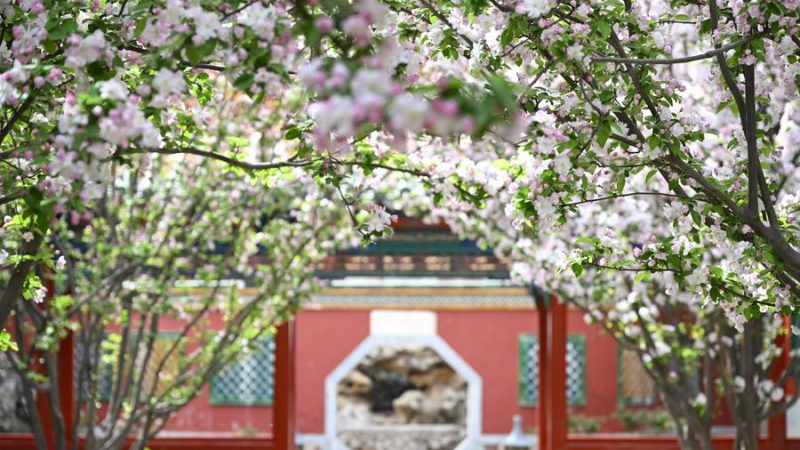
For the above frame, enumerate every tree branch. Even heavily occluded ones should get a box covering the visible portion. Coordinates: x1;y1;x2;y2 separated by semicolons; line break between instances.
121;46;225;72
708;0;747;126
562;191;691;207
117;147;322;172
0;189;24;206
0;93;37;144
418;0;473;51
606;30;661;119
487;0;512;13
743;64;760;213
585;261;677;273
221;0;259;20
0;232;44;329
592;35;757;65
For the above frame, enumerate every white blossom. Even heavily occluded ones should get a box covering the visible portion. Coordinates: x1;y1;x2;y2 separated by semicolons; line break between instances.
388;94;429;133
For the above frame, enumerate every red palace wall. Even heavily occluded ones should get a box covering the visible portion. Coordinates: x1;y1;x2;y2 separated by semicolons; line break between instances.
166;393;274;435
155;312;276;435
437;310;543;433
156;306;637;437
295;310;371;433
291;308;621;436
437;309;622;433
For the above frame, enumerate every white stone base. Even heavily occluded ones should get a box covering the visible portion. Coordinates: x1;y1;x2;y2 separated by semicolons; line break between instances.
296;433;539;450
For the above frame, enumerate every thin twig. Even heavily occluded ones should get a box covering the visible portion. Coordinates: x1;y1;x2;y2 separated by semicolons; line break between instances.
487;0;512;12
585;261;677;273
0;189;24;206
418;0;473;50
0;93;37;144
222;0;260;20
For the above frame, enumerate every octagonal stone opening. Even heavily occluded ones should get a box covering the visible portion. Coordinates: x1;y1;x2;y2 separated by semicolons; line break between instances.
325;334;481;450
336;345;467;450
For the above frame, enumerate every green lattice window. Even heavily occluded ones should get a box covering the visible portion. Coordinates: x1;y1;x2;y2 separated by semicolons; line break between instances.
518;334;539;406
518;334;586;406
210;337;275;406
566;335;587;405
791;315;800;379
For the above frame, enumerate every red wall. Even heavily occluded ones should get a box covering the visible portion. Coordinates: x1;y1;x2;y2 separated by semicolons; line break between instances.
436;310;620;433
294;310;371;433
290;308;623;435
437;310;541;433
156;313;275;435
567;311;622;429
163;308;623;436
165;391;274;435
122;310;370;436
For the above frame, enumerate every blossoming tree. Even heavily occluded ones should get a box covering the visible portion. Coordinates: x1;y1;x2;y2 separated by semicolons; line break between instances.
0;0;413;349
285;0;800;445
291;0;800;318
391;169;799;450
5;156;352;450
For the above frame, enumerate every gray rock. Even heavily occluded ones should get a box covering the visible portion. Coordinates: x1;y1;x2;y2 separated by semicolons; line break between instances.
339;370;372;397
0;354;32;433
337;345;467;449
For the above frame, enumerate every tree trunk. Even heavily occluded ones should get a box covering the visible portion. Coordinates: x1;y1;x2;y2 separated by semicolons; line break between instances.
0;233;44;328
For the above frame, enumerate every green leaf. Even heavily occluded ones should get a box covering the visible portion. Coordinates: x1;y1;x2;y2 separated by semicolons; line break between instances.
284;127;301;140
596;21;612;39
690;210;702;226
597;119;612;147
185;40;217;65
486;74;516;110
47;19;78;40
134;18;148;37
233;73;254;90
53;295;75;311
750;38;764;54
615;175;626;193
86;61;115;81
0;330;18;352
500;25;515;47
647;135;661;152
699;18;712;34
633;271;651;283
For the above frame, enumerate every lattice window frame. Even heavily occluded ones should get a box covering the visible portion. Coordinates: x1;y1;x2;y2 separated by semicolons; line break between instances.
518;334;539;407
791;315;800;379
209;337;275;406
617;347;658;407
518;333;587;407
566;334;587;406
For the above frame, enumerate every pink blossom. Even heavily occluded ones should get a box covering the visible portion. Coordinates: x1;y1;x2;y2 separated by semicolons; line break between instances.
315;17;334;34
